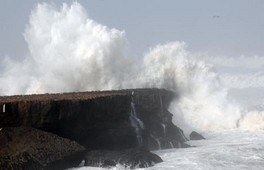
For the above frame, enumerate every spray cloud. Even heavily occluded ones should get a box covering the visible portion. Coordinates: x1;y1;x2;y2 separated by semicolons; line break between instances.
1;2;263;133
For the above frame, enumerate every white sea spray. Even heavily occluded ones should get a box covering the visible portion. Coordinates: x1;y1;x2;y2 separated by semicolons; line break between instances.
1;5;264;170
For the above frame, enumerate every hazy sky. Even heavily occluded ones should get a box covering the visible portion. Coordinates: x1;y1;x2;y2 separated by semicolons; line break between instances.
0;0;264;60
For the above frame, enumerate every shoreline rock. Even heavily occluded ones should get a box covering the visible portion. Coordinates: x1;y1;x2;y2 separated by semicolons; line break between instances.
190;131;206;140
0;88;192;168
0;88;187;150
0;126;85;170
85;149;162;169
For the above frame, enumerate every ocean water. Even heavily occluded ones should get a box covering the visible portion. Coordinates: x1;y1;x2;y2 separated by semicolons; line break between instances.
1;2;264;170
72;131;264;170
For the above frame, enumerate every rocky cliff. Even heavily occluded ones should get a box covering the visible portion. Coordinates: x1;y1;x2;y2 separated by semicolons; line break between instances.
0;88;187;151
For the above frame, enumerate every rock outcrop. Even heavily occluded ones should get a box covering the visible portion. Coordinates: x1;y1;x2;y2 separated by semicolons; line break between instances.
190;131;205;140
0;88;188;150
131;89;188;149
0;126;85;170
85;149;162;168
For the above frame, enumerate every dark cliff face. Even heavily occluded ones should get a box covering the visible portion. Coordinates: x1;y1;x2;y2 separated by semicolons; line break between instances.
131;89;187;149
0;89;187;150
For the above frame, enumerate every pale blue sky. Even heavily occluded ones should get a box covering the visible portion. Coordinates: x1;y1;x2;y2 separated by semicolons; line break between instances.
0;0;264;60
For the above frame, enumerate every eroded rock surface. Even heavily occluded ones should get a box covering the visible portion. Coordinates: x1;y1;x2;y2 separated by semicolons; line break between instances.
0;126;85;170
0;88;188;150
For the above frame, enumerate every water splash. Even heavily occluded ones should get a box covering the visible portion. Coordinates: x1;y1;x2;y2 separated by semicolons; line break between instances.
0;2;263;134
169;141;174;148
177;142;182;148
160;124;166;138
150;134;161;150
142;43;242;132
0;2;128;94
129;91;145;147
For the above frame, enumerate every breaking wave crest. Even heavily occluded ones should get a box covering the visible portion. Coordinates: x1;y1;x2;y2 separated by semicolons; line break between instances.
0;2;263;133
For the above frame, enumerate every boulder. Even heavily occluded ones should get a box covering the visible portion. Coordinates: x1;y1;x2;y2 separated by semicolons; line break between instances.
84;149;162;168
0;126;85;170
190;131;205;140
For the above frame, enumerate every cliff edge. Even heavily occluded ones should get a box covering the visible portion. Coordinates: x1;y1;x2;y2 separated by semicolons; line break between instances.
0;88;187;150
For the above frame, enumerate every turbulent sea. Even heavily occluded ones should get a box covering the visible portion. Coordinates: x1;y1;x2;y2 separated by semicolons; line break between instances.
1;2;264;170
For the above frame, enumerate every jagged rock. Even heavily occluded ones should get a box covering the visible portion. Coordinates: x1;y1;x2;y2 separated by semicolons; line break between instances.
132;89;188;149
0;126;85;170
190;131;205;140
84;149;162;168
0;88;188;150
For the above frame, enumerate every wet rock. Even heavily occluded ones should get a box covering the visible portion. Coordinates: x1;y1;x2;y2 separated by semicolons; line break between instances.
190;131;205;140
84;149;162;168
126;89;189;150
0;88;188;150
0;126;85;170
0;92;135;150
